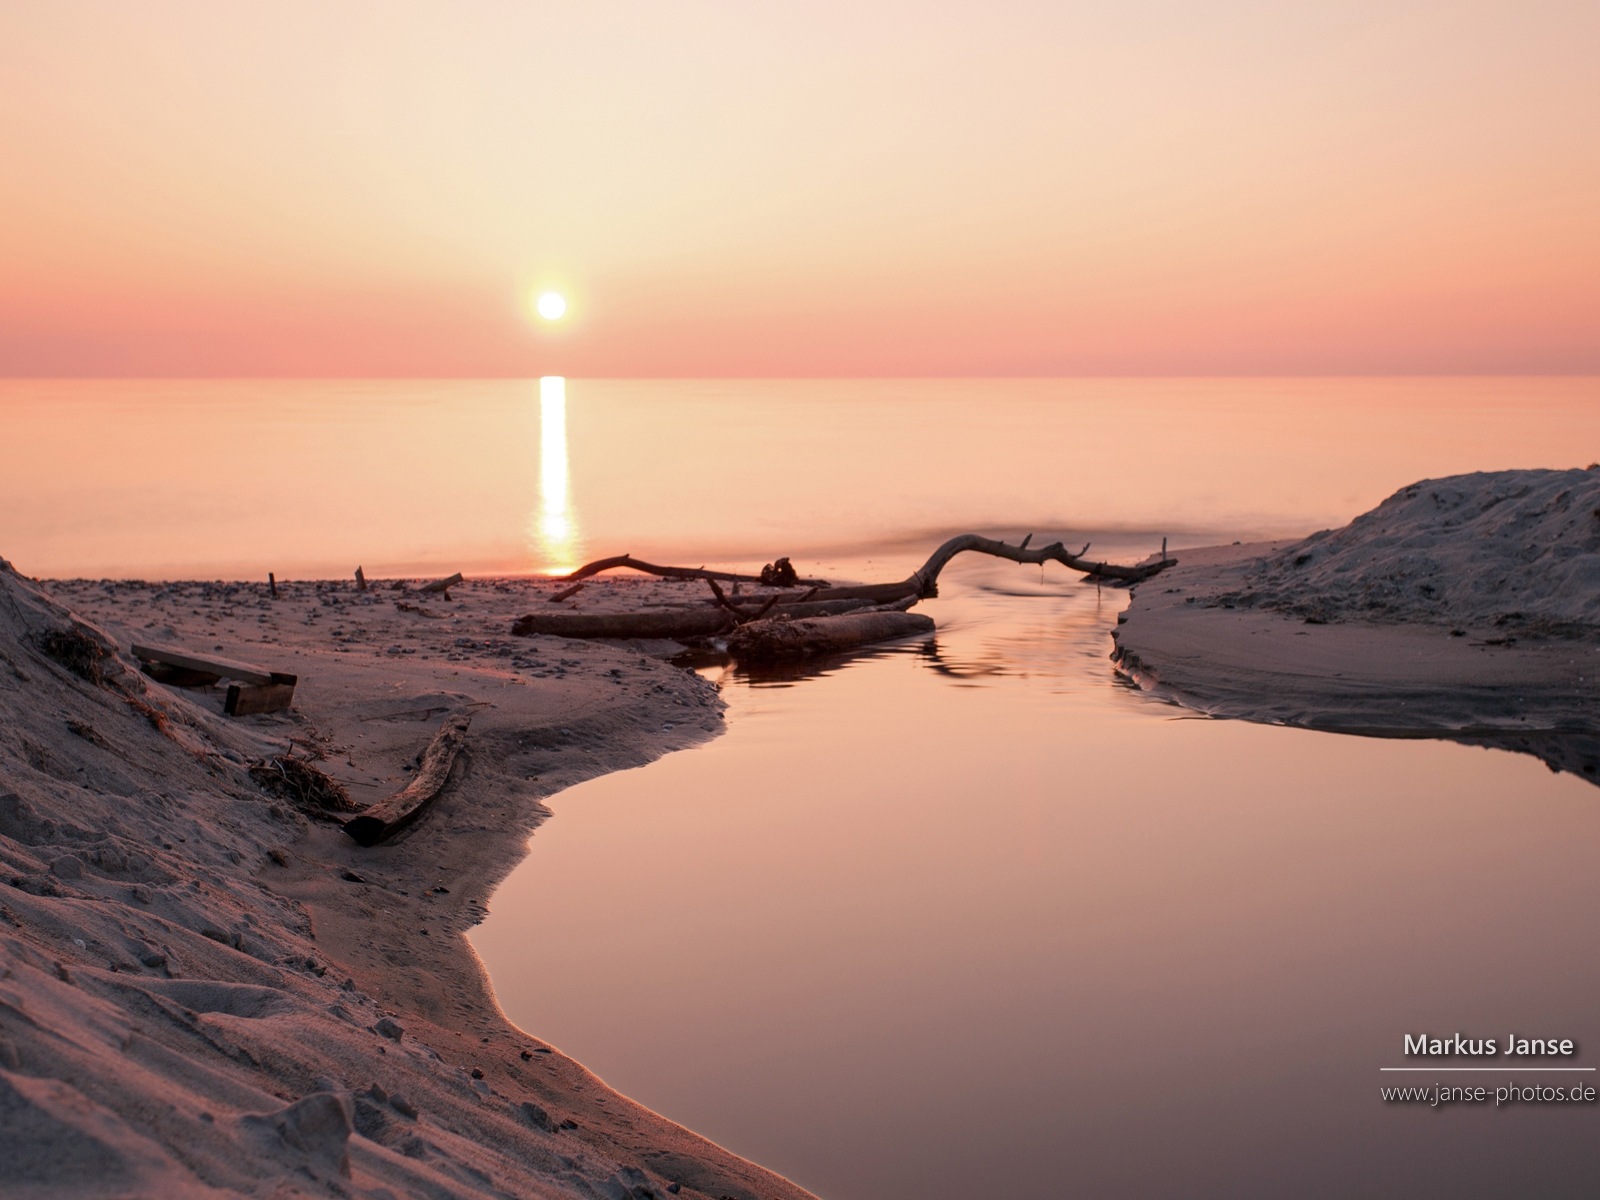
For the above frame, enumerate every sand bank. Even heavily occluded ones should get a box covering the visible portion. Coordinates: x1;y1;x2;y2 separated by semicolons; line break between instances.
1113;469;1600;784
0;559;815;1198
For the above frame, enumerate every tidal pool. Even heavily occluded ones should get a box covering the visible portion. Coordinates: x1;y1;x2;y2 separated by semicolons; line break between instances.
472;554;1600;1199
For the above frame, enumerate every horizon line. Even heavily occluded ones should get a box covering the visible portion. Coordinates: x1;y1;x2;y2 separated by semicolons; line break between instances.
4;371;1599;383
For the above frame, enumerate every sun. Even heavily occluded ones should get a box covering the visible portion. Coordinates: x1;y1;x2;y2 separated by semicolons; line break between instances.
535;291;567;321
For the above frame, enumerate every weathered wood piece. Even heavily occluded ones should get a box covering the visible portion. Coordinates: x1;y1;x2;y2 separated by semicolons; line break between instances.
224;682;296;716
132;644;295;688
555;534;1173;612
140;661;223;687
810;533;1177;601
726;611;935;660
559;554;829;588
510;595;889;640
512;610;735;639
515;534;1174;643
355;566;367;592
343;713;473;847
419;572;463;595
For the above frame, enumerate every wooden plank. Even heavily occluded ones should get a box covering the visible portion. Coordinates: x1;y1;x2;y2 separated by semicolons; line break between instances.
343;714;472;847
139;661;222;687
131;643;294;687
224;681;296;716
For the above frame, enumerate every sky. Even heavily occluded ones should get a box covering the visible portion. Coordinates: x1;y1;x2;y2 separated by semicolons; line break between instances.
2;0;1597;377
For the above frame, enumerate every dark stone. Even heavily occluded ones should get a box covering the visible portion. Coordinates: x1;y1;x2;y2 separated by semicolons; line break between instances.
519;1100;556;1131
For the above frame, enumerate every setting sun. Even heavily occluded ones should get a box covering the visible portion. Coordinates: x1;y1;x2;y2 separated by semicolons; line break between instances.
536;291;567;321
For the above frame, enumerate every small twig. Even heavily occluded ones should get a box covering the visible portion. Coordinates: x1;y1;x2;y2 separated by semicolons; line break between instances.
741;592;784;621
705;576;738;613
549;581;585;603
706;577;800;623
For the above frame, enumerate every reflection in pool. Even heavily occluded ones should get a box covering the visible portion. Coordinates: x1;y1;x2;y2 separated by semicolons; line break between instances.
471;554;1600;1200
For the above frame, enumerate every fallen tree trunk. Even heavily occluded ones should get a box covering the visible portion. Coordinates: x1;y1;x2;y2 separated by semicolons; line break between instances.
726;610;935;660
511;596;882;640
512;610;735;639
557;553;829;588
344;713;471;847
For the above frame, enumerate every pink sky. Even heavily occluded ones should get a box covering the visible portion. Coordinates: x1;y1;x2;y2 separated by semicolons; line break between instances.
2;1;1597;376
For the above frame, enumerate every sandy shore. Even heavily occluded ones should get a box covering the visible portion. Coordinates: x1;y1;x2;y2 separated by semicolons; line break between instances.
1113;542;1600;785
0;559;817;1198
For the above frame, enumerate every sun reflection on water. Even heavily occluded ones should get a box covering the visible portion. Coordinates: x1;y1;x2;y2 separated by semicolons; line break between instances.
530;376;581;573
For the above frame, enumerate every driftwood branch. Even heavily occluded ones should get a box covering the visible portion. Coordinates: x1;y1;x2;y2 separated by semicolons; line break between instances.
419;572;463;596
513;534;1174;652
344;713;472;847
704;577;799;623
559;554;828;588
903;534;1172;594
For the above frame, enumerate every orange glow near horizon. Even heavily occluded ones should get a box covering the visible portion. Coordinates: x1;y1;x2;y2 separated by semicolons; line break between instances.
1;2;1597;376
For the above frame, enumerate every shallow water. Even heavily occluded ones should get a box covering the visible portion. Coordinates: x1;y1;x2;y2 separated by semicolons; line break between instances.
10;377;1600;1196
472;553;1600;1198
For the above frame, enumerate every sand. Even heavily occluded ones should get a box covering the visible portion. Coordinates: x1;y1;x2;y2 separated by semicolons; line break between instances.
1113;469;1600;784
0;558;817;1199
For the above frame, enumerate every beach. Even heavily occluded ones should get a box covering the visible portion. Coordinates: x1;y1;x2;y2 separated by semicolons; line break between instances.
1113;469;1600;785
7;446;1600;1197
1;558;816;1199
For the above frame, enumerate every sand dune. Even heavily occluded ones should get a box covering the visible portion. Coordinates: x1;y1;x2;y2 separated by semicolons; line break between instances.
1113;469;1600;784
0;559;815;1199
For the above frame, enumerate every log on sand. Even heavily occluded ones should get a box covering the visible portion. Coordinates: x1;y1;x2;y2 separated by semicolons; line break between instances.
726;610;935;660
344;713;472;847
516;535;1174;645
510;597;880;640
557;554;829;588
512;610;735;639
419;572;463;596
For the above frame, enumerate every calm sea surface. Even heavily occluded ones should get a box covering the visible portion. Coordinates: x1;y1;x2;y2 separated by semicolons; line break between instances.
8;378;1600;1197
